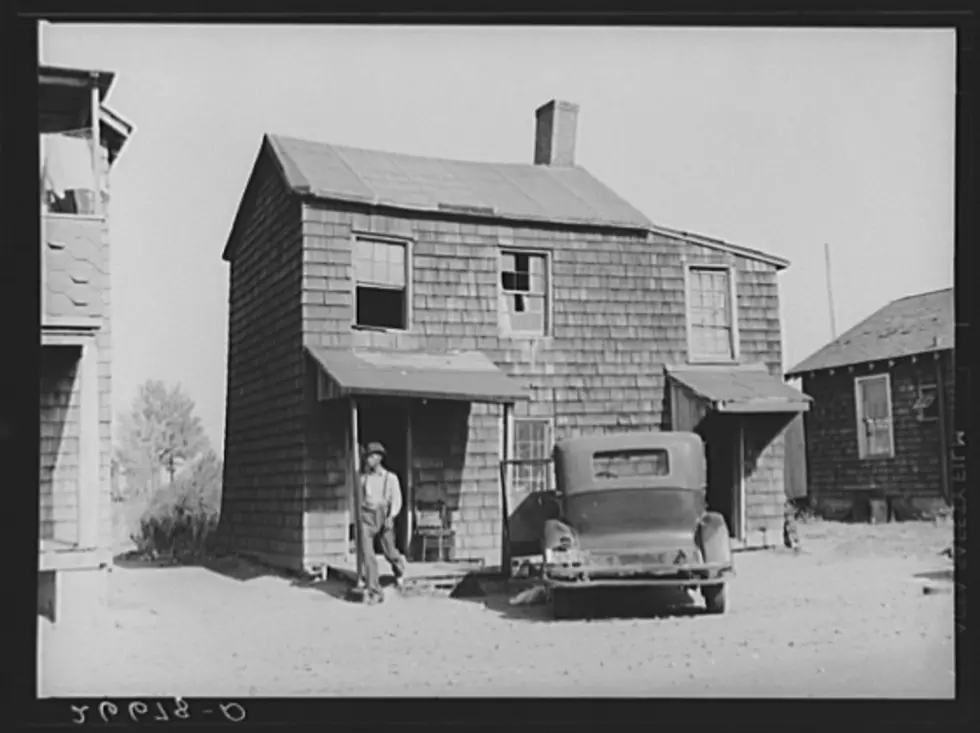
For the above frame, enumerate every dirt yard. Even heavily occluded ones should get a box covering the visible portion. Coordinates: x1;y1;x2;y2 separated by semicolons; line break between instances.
39;519;956;698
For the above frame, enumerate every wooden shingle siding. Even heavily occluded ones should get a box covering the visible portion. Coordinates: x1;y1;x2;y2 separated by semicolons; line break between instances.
294;204;788;562
801;352;953;509
218;150;306;570
40;347;82;544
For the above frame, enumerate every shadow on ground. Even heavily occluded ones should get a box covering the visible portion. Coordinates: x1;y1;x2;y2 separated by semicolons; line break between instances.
452;578;710;623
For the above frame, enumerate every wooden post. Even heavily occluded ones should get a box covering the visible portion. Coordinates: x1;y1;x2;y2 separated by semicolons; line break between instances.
349;397;363;586
89;73;102;219
404;401;413;557
934;354;951;503
500;402;512;579
77;337;100;549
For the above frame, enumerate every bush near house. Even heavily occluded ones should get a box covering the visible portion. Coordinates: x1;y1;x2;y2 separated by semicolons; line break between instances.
130;449;222;561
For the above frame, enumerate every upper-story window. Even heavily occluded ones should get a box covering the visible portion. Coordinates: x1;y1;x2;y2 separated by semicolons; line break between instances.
353;237;409;330
500;250;549;336
40;131;101;216
685;264;738;362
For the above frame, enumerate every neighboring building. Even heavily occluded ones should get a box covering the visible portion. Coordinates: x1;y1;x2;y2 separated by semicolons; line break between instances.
38;65;134;627
786;288;954;518
216;99;811;576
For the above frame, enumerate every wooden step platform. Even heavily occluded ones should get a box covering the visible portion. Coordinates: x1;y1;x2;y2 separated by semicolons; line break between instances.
327;556;489;596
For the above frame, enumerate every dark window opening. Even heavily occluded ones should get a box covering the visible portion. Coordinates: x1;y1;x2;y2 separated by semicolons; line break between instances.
356;287;406;330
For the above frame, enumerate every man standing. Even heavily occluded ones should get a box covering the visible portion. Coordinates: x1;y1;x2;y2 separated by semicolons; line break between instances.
359;442;406;604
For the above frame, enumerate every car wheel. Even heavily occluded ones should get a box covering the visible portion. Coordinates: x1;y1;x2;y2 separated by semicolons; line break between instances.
702;583;727;614
552;588;578;620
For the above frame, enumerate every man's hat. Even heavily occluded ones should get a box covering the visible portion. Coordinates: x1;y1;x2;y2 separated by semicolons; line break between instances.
364;441;387;457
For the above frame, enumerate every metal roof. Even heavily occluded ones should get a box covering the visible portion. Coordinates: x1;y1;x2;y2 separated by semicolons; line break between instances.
666;363;812;414
786;287;954;376
267;134;655;230
306;346;530;404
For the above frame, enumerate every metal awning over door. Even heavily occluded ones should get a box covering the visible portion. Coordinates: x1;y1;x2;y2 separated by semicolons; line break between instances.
666;363;812;430
306;346;530;404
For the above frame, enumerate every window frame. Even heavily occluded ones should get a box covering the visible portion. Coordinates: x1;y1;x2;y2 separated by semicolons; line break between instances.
504;415;555;496
683;262;740;364
854;373;896;459
913;382;940;423
350;234;413;332
498;247;553;338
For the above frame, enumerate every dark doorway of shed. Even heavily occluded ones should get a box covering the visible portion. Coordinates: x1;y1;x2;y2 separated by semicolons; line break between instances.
697;414;743;541
357;399;411;557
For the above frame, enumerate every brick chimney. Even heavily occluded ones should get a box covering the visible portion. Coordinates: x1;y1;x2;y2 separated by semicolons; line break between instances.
534;99;579;167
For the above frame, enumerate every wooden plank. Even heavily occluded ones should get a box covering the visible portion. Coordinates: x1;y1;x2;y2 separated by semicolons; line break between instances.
77;337;99;550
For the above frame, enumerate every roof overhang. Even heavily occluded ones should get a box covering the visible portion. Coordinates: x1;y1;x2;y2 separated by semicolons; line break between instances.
648;225;790;270
306;346;530;404
666;363;812;415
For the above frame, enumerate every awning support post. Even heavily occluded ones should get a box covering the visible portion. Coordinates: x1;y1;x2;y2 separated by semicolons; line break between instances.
500;401;513;580
349;396;364;587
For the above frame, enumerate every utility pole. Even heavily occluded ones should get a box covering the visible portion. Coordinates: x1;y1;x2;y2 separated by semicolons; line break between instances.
824;242;837;339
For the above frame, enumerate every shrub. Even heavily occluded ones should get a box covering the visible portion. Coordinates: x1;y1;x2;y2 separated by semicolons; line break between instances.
130;450;222;561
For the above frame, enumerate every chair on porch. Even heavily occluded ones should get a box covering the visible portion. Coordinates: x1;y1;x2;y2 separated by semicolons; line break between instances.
413;499;455;563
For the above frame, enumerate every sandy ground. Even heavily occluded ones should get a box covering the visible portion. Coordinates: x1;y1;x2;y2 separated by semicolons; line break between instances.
39;519;956;698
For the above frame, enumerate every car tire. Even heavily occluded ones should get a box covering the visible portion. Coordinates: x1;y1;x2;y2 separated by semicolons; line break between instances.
702;583;727;614
552;588;578;620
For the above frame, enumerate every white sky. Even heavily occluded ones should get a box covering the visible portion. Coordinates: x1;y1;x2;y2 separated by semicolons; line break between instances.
41;24;956;452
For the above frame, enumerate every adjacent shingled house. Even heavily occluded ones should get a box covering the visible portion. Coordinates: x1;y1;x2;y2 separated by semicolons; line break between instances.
39;65;134;627
216;99;811;578
786;287;954;519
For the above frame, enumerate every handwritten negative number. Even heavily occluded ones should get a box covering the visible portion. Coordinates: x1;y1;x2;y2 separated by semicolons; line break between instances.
128;701;149;721
219;702;247;722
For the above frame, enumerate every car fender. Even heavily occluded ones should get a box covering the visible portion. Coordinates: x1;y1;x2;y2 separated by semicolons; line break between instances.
696;511;732;566
542;518;577;552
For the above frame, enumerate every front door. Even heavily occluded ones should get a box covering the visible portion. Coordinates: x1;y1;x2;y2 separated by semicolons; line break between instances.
697;413;743;540
357;398;410;556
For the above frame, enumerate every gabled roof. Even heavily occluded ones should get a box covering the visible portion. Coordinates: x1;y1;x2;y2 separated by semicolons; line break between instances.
267;134;655;230
222;132;790;269
786;287;954;377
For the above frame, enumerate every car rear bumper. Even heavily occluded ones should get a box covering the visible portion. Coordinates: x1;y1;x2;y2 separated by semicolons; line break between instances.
543;563;734;589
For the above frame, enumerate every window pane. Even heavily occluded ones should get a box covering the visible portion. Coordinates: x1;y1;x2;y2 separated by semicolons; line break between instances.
861;379;889;419
529;255;544;277
501;252;516;272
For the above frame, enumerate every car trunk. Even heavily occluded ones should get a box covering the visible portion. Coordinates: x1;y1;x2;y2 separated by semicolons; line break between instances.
565;488;703;557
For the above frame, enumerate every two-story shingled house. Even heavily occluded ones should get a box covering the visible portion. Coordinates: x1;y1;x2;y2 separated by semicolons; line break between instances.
39;65;134;626
216;100;811;579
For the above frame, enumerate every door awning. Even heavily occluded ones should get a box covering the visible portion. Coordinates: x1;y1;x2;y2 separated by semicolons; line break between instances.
307;346;530;404
665;363;812;414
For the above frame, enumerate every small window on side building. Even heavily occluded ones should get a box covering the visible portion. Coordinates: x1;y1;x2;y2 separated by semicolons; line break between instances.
913;383;939;422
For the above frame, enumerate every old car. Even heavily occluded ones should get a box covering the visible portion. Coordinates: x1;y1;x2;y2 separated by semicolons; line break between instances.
541;430;733;618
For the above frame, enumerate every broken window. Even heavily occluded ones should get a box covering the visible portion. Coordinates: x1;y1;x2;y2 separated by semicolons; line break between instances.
687;266;735;361
354;238;408;330
500;250;548;335
855;374;894;459
40;131;102;215
913;383;939;422
512;418;553;494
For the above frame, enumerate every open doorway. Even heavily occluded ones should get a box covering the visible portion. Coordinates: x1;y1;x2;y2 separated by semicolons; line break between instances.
356;398;411;557
697;414;743;541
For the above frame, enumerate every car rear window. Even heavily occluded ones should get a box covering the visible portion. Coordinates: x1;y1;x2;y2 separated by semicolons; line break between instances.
592;449;670;479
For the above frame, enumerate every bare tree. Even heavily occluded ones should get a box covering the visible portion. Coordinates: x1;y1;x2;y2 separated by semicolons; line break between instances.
116;380;211;489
